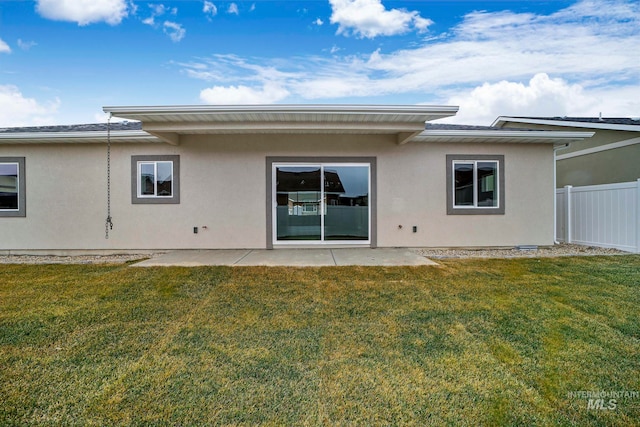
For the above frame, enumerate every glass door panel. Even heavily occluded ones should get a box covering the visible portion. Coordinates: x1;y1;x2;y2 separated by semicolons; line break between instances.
275;166;321;241
324;165;369;241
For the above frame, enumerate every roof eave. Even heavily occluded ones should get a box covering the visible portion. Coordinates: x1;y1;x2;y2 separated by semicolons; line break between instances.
414;129;594;143
103;104;460;117
0;130;163;144
103;104;460;144
493;116;640;132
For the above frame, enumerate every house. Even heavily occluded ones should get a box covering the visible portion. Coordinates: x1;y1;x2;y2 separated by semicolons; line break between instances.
492;116;640;187
0;105;593;253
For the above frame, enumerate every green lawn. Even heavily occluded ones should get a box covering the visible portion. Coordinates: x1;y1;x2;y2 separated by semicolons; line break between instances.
1;256;639;426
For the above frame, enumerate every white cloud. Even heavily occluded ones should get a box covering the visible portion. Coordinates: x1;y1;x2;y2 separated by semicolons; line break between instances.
586;85;640;117
142;4;186;42
143;3;176;26
314;18;324;26
17;39;37;50
228;3;239;15
203;1;217;18
444;74;599;125
0;85;60;127
0;38;10;53
93;112;135;123
150;4;168;15
329;0;433;38
163;21;186;42
200;83;289;104
36;0;129;26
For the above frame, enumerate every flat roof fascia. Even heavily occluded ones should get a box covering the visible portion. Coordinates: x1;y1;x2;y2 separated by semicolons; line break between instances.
413;129;594;143
493;116;640;132
0;130;163;144
103;105;460;130
104;104;460;117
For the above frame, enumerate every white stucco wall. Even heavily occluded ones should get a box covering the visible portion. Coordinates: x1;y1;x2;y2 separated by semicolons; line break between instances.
0;134;554;251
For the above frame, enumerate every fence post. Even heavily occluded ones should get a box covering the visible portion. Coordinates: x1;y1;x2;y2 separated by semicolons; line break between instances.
564;185;572;244
636;179;640;253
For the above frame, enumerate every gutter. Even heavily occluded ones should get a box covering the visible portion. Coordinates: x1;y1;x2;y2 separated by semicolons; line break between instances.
0;130;162;144
492;116;640;132
416;129;593;140
103;104;461;116
0;130;150;140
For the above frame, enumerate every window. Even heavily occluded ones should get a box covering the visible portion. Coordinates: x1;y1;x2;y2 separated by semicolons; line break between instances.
446;155;504;215
0;157;26;217
139;161;173;197
131;155;180;204
453;161;497;207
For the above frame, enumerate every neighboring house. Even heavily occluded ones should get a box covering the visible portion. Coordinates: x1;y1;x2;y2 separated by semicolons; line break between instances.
492;116;640;187
0;105;593;253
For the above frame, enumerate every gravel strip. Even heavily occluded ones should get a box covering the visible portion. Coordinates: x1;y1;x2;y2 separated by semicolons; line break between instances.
414;243;628;259
0;244;630;264
0;254;155;265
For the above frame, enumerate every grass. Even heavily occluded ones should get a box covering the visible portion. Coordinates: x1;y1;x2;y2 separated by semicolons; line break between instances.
0;256;639;426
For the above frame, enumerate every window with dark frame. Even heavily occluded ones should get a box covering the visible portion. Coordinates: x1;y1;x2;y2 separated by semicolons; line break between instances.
453;160;498;208
0;157;25;217
131;155;180;204
138;161;174;198
446;154;504;215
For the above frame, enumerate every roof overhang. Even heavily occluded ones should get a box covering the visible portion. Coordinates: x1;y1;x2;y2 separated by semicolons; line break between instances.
413;129;594;145
103;104;460;145
493;116;640;132
0;130;162;144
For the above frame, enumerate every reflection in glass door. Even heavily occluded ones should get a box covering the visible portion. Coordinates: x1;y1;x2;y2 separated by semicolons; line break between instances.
275;166;322;240
274;163;370;243
323;166;369;240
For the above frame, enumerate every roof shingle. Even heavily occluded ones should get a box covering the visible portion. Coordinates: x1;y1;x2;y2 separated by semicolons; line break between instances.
0;121;142;133
505;117;640;126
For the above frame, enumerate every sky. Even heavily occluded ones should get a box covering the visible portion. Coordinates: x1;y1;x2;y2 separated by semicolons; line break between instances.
0;0;639;127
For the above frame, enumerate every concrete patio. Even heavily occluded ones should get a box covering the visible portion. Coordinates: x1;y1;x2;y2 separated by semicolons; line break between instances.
132;248;438;267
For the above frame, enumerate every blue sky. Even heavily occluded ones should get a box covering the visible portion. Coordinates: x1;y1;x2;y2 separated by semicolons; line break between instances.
0;0;638;127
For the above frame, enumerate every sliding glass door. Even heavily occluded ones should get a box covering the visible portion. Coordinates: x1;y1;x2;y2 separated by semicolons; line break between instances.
323;165;369;240
274;163;370;244
275;166;322;241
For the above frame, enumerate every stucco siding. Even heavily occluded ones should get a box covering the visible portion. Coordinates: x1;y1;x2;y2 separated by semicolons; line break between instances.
0;144;109;249
0;135;554;250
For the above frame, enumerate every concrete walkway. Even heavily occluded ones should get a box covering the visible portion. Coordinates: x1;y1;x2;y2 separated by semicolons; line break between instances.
132;248;438;267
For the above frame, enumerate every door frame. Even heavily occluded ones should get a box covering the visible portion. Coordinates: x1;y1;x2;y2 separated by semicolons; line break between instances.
266;156;377;249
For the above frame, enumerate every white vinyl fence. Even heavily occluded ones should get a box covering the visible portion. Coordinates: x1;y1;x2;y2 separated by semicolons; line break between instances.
556;179;640;253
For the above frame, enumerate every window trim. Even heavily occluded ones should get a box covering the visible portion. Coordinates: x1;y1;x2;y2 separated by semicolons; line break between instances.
446;154;504;215
131;155;180;204
137;161;174;198
452;160;499;209
0;157;26;217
